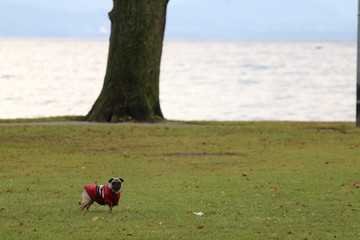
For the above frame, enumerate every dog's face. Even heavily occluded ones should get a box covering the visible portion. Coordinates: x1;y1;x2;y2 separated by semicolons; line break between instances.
108;177;124;192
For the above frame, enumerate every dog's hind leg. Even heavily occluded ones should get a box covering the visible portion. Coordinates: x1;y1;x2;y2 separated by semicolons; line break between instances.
79;201;89;211
85;200;94;211
80;190;94;211
80;200;94;211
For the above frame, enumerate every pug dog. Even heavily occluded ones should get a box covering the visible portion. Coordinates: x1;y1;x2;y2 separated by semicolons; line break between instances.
80;177;124;214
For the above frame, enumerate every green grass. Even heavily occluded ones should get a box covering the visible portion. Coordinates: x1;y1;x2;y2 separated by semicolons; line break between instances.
1;121;360;239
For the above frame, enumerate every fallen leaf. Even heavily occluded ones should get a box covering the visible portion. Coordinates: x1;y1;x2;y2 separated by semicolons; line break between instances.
92;217;99;221
197;226;205;229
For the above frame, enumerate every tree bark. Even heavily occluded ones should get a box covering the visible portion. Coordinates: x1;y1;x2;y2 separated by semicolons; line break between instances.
85;0;168;122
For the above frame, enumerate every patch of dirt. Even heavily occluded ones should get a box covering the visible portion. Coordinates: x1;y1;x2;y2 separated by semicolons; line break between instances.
165;153;247;157
312;127;348;134
0;136;69;142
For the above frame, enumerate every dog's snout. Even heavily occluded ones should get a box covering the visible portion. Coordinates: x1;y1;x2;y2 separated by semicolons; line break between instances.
112;181;122;189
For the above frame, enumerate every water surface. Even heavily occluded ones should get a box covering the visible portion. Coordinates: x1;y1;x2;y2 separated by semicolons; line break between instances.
0;39;356;121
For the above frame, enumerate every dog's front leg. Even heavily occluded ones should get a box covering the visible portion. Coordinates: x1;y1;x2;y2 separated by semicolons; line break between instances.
108;205;113;214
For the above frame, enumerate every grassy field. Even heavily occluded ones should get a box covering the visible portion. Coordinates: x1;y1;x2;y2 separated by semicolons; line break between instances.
0;121;360;239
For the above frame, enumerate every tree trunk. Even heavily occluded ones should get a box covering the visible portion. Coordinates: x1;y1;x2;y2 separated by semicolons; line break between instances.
85;0;168;122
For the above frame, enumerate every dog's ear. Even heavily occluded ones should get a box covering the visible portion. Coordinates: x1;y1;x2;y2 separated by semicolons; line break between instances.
119;178;124;182
108;178;114;183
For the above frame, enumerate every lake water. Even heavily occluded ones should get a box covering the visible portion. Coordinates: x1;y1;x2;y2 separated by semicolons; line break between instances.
0;39;356;121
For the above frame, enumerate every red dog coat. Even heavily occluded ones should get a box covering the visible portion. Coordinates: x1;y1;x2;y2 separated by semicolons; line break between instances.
84;184;121;206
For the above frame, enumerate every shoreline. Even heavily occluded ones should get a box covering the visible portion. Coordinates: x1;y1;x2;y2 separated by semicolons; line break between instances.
0;120;355;126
